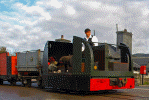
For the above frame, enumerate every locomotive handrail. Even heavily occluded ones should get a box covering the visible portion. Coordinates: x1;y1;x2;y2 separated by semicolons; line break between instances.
86;41;130;48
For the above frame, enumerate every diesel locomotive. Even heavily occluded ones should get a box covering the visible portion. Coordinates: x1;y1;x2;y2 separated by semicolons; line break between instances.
41;36;134;91
0;35;135;92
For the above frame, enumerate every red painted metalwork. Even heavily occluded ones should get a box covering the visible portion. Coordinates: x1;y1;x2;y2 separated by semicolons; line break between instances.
7;52;9;56
48;57;55;65
0;53;7;75
24;72;28;75
11;56;18;75
140;66;146;74
49;57;55;62
90;78;135;91
48;62;50;65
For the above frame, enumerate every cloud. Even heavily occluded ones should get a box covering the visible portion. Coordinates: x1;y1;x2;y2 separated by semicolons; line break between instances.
0;0;149;54
36;0;62;9
15;2;51;20
65;5;76;15
134;40;146;47
46;0;62;8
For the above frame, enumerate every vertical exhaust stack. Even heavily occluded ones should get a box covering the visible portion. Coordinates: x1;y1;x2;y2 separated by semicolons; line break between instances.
61;35;64;39
55;35;71;43
94;30;95;36
116;24;118;32
116;29;133;54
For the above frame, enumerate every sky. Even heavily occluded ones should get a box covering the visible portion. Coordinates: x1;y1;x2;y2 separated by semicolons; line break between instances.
0;0;149;54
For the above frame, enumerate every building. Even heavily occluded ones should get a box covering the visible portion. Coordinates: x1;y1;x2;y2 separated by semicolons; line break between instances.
116;29;149;74
132;56;149;73
116;29;132;54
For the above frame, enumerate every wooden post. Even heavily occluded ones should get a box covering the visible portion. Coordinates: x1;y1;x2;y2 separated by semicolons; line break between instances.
142;74;144;85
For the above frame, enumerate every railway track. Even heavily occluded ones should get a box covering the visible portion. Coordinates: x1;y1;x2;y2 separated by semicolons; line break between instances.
69;89;149;100
1;81;149;100
102;92;149;100
1;82;149;100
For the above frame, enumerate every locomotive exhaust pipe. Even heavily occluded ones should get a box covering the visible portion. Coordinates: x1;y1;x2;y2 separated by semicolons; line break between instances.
61;35;64;39
94;30;95;36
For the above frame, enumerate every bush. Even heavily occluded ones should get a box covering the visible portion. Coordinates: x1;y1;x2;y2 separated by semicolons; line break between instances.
0;47;6;53
143;82;149;85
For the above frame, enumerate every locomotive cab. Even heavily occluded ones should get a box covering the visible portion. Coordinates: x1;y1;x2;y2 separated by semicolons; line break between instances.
73;36;134;91
72;36;133;73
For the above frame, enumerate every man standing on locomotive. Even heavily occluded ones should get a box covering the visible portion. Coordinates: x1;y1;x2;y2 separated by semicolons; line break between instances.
82;28;98;51
84;28;98;46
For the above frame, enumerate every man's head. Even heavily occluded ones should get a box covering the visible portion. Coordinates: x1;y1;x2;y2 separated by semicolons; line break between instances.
84;28;91;38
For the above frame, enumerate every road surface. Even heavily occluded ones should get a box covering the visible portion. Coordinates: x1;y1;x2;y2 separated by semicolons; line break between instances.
0;81;149;100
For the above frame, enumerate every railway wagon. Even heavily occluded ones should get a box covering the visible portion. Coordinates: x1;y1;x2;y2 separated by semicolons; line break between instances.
41;36;135;92
16;49;43;87
0;52;18;85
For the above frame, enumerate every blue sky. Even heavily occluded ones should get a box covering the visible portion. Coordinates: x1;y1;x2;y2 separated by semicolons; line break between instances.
0;0;149;54
0;0;36;8
0;0;36;25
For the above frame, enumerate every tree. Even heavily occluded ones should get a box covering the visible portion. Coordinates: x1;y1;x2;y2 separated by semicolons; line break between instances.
0;47;6;53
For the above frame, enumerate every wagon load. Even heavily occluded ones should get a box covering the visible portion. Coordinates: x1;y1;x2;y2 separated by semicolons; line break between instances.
59;55;73;66
0;52;18;85
16;49;43;87
16;49;43;72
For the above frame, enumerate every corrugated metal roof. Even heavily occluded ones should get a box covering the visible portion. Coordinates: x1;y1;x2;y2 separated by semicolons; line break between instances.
132;57;149;66
133;62;140;68
146;63;149;68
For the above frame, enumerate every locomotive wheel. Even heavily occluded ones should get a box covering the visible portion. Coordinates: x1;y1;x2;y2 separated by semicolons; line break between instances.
0;79;3;85
10;81;16;86
37;80;42;89
21;79;31;87
22;83;25;87
21;79;26;87
10;79;16;86
26;79;31;87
